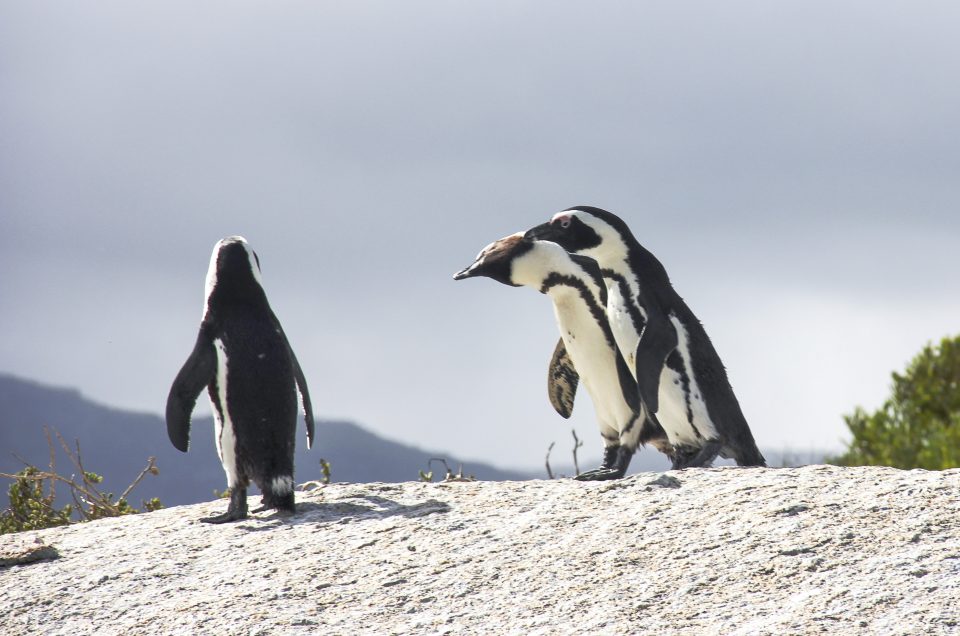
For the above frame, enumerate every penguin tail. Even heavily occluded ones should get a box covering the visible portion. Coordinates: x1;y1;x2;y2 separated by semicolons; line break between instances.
254;475;296;513
732;443;766;467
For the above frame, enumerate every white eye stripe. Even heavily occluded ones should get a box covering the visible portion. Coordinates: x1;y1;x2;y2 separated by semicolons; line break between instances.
551;211;575;229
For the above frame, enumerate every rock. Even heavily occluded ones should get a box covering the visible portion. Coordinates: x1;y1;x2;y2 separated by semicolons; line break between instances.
0;537;59;568
646;473;682;489
1;465;960;634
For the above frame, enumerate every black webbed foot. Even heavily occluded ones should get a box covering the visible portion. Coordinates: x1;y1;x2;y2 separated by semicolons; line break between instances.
251;487;295;516
669;446;696;469
575;446;634;481
251;503;296;516
252;490;295;515
600;444;620;469
201;487;248;524
672;440;721;469
201;510;246;524
575;467;628;481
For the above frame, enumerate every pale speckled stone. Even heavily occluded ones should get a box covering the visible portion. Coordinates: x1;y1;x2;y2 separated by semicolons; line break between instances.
2;465;960;635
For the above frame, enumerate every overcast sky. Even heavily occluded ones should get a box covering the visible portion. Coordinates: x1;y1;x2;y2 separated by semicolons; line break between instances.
2;2;958;471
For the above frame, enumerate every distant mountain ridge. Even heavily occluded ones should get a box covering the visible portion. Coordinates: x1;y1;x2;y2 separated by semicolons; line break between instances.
0;374;826;511
0;374;529;507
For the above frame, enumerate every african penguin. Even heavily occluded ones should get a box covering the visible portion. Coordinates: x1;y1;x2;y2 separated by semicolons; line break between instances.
525;207;765;468
454;232;671;480
166;236;315;523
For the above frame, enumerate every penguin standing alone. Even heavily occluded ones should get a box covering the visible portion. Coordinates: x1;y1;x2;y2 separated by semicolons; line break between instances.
166;236;315;523
454;232;671;479
526;207;765;468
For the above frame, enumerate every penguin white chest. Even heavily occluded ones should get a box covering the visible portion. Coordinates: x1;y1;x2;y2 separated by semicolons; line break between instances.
211;338;239;488
551;297;628;430
604;281;717;446
667;316;719;442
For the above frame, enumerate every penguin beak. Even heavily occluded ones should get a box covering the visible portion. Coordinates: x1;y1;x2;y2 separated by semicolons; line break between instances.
453;261;483;280
524;222;558;242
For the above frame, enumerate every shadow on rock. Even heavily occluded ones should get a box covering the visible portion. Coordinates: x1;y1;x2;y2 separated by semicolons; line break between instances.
266;495;451;527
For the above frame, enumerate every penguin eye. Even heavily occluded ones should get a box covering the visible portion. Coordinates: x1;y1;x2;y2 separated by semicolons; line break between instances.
559;217;572;229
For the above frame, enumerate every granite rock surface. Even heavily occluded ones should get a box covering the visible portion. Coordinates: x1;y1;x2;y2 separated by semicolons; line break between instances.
2;465;959;635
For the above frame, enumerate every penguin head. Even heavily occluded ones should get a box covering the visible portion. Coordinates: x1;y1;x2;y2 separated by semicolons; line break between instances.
203;236;268;317
455;232;598;292
524;206;629;262
453;232;533;287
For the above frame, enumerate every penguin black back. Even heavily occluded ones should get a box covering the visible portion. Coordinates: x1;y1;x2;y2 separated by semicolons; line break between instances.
166;236;315;523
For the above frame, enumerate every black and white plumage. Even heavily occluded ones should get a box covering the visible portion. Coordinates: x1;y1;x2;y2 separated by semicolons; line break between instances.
166;236;315;523
454;232;670;480
526;207;765;468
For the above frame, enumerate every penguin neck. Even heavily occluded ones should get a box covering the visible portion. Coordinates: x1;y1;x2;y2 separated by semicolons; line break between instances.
203;243;269;319
577;233;629;277
541;272;617;352
540;275;601;303
586;237;673;304
580;247;636;300
537;266;606;320
203;286;272;323
510;245;575;287
506;247;600;304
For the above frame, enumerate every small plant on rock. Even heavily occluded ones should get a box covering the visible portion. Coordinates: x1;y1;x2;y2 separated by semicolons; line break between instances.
0;426;162;535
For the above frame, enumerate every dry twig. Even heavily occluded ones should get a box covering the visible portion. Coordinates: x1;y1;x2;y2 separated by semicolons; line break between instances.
1;426;160;523
571;429;583;477
545;442;556;479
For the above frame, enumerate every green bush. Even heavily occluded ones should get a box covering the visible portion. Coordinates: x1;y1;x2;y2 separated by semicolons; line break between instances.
831;335;960;469
0;466;73;534
1;427;163;535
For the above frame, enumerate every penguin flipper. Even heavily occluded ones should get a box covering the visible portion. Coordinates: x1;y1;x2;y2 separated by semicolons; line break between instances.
165;332;217;453
614;350;640;414
547;338;579;419
634;314;679;414
270;310;315;449
290;349;315;450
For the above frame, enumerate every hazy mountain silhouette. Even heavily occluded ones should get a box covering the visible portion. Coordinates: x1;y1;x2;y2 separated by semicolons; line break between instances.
0;374;530;507
0;374;823;511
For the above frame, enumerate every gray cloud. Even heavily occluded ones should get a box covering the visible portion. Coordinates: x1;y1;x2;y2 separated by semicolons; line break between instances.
1;2;958;469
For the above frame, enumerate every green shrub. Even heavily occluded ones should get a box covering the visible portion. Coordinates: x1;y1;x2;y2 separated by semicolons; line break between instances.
0;466;73;534
831;335;960;469
1;427;163;535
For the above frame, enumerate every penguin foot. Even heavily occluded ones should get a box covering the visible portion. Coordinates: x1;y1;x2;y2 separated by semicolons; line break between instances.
251;504;296;515
672;441;721;469
577;445;635;480
252;490;295;515
669;446;697;469
201;488;248;524
575;466;628;481
200;510;247;524
600;444;621;470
